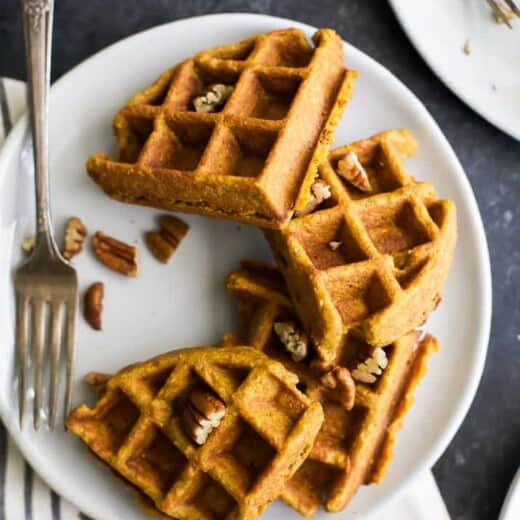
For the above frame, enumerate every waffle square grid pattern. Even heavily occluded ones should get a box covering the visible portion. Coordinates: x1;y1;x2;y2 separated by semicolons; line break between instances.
225;261;438;517
265;130;456;367
87;29;356;228
67;347;324;520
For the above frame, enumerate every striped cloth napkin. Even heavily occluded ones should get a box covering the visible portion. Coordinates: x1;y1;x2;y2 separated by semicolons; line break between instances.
0;77;450;520
0;78;85;520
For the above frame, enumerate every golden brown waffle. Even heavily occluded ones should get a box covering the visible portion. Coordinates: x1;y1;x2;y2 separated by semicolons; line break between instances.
86;28;355;228
265;129;455;367
225;261;439;516
67;346;324;520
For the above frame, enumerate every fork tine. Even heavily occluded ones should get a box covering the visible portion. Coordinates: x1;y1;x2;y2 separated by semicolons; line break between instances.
16;294;28;429
487;0;514;27
48;301;63;430
32;299;46;430
63;298;77;425
504;0;520;15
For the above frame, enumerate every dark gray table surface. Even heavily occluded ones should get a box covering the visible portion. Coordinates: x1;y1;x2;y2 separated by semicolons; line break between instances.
1;1;519;519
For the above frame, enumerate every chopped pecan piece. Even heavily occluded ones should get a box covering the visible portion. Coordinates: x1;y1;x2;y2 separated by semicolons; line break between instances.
295;179;332;217
146;215;189;263
337;151;372;193
273;321;309;362
182;388;226;445
321;367;355;410
92;231;138;277
193;84;234;113
84;282;104;330
21;236;36;255
63;217;87;260
351;347;389;384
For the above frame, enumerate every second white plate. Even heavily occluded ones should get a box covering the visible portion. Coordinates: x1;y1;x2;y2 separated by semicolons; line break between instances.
389;0;520;141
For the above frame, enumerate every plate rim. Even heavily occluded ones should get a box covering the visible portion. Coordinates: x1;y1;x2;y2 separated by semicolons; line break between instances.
0;12;493;519
388;0;520;142
499;467;520;520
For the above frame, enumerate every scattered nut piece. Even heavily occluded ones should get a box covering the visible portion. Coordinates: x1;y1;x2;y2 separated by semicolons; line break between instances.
295;179;332;217
273;321;309;362
193;84;234;113
146;215;189;263
183;388;226;445
63;217;87;260
21;236;35;255
84;282;104;330
321;367;355;409
92;231;138;277
337;151;372;193
312;178;332;200
328;240;342;251
462;39;471;56
351;347;389;384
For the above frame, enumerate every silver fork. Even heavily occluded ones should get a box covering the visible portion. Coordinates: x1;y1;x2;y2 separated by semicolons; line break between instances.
15;0;78;430
487;0;520;28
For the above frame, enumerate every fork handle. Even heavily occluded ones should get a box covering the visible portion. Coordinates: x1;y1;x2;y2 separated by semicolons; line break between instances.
21;0;57;245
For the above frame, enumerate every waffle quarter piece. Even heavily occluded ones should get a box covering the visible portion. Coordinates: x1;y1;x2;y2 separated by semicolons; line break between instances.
265;129;456;367
86;28;356;228
226;261;439;516
67;346;324;520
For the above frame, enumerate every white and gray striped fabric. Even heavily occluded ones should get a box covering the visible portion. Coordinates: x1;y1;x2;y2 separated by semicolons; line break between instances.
0;77;450;520
0;77;87;520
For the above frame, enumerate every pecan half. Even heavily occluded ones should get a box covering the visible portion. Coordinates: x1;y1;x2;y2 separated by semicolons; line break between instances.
321;367;355;410
182;388;226;445
337;151;372;193
193;84;234;113
351;347;389;384
84;282;104;330
63;217;87;260
295;178;332;217
92;231;138;277
146;215;189;263
273;321;309;362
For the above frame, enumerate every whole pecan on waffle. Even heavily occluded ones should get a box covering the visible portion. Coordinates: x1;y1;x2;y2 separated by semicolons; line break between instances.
351;347;389;384
182;388;226;445
273;321;309;362
337;150;372;193
192;84;234;113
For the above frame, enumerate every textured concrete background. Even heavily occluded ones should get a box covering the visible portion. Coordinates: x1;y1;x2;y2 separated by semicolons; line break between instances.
1;1;519;519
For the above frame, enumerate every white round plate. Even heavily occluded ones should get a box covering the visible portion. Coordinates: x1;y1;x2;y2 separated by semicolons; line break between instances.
389;0;520;141
0;13;491;520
